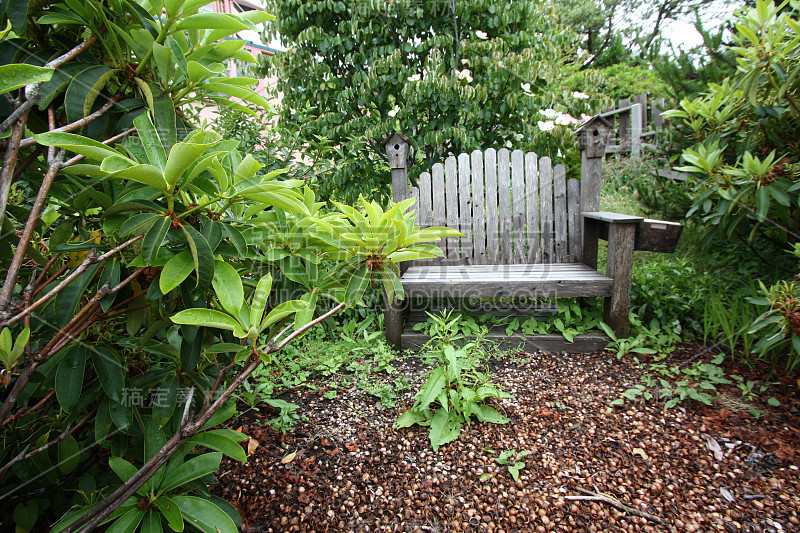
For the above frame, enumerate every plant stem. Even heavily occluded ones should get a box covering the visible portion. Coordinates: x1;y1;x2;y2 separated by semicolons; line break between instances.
0;150;65;313
0;110;30;230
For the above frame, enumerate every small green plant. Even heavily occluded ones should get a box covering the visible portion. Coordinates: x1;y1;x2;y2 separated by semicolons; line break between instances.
265;399;303;433
748;278;800;372
490;449;531;481
395;314;512;451
599;321;657;359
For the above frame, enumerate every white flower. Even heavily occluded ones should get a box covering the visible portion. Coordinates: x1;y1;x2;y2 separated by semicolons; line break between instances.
555;113;578;125
580;113;592;122
520;82;531;93
572;91;590;99
461;59;469;65
407;73;421;82
388;106;399;117
541;108;557;119
456;69;473;83
537;120;555;132
475;30;488;39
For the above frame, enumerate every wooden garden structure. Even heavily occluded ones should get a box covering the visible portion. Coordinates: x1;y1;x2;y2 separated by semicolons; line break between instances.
382;117;682;352
601;93;666;157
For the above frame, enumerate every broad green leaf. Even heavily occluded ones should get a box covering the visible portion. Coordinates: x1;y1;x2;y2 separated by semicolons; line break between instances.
152;374;179;427
55;346;86;412
177;12;249;30
212;260;244;315
428;408;461;451
0;64;53;95
202;81;269;108
101;157;169;191
172;496;238;533
159;452;222;493
109;457;138;483
394;408;427;428
33;132;123;161
200;400;236;431
57;436;81;473
64;66;117;124
133;112;166;171
261;300;305;332
160;251;195;293
294;292;318;329
142;216;171;266
249;273;272;328
471;404;510;424
181;225;214;290
164;142;213;191
92;346;125;403
185;431;247;462
106;507;145;533
154;496;183;532
415;366;446;411
141;511;163;533
344;263;370;306
187;60;224;83
171;309;245;337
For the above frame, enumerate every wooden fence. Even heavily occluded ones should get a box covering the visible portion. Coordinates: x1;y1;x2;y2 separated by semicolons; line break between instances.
599;94;666;158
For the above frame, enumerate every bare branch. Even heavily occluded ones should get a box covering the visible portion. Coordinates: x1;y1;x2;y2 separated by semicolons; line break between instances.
0;110;30;230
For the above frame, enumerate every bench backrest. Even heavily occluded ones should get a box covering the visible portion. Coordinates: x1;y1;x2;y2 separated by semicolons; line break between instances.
407;148;582;266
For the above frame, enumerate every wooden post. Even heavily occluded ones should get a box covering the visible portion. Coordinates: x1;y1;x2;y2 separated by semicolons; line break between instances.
652;98;665;130
633;93;648;132
603;221;638;337
384;132;411;202
630;103;642;158
576;116;609;270
618;97;631;149
383;132;411;350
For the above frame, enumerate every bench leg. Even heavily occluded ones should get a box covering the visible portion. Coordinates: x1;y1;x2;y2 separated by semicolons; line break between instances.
603;222;637;338
384;297;406;351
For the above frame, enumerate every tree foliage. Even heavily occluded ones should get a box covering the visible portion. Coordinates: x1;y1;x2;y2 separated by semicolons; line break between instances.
265;0;593;203
0;1;454;531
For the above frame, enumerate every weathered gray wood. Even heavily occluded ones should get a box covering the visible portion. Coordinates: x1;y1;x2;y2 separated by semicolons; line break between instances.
582;211;644;224
444;155;459;262
410;185;419;217
553;164;568;263
457;152;472;263
525;151;540;264
385;132;410;202
400;328;608;354
485;148;499;264
633;93;648;131
652;97;665;130
417;172;432;265
630;103;642;157
400;263;613;299
618;97;631;147
567;178;581;262
657;169;688;182
471;150;486;265
582;216;599;270
431;163;446;263
580;152;602;213
604;222;637;337
498;148;512;263
539;156;553;263
511;149;526;264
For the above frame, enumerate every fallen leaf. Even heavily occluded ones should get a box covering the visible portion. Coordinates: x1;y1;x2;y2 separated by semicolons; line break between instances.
247;438;259;455
235;425;243;433
632;447;649;460
281;450;297;464
720;487;735;503
345;442;358;452
705;434;724;461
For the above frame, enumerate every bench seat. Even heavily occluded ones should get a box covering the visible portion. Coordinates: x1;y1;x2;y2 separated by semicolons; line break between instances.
401;263;613;299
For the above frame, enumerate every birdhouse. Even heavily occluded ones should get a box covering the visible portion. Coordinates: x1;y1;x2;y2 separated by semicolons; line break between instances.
574;116;612;158
383;131;411;169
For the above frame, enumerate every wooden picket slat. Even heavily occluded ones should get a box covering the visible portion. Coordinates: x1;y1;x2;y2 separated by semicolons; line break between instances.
618;97;631;146
511;149;526;264
431;163;446;263
633;93;648;131
497;149;512;263
457;152;472;264
525;151;540;263
444;156;459;262
539;156;553;263
567;177;581;262
553;164;568;263
471;150;486;265
485;148;499;264
418;171;433;265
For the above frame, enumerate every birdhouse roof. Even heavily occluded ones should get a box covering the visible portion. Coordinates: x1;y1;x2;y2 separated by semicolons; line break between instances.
381;131;411;149
574;115;612;134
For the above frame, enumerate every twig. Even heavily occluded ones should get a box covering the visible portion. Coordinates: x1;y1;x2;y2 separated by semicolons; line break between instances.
1;390;55;428
0;235;144;327
0;36;98;134
0;109;30;229
272;302;346;351
0;150;66;312
565;487;671;527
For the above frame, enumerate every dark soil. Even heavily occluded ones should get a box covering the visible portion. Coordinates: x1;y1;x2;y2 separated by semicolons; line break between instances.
213;348;800;533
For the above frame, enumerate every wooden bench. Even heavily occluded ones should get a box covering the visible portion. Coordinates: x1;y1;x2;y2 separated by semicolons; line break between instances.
383;117;681;352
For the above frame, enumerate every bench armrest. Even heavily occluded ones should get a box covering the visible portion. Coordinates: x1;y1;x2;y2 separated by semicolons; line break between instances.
581;211;644;224
581;211;642;271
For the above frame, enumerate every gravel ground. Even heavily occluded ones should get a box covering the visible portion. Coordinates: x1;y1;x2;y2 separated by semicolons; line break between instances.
213;349;800;533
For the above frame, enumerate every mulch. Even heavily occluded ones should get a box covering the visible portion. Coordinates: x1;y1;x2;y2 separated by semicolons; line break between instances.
213;347;800;533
